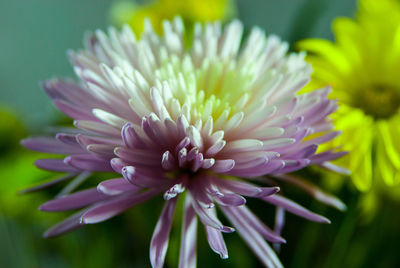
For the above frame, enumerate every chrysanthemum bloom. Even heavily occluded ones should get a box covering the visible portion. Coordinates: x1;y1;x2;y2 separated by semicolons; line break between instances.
110;0;235;34
297;0;400;196
23;18;346;267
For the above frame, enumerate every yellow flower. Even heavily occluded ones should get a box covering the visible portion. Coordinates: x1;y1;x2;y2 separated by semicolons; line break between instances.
110;0;236;34
297;0;400;192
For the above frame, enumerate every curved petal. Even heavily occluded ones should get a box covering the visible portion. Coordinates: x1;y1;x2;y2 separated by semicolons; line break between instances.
43;210;86;238
40;188;109;212
221;206;283;268
81;189;159;224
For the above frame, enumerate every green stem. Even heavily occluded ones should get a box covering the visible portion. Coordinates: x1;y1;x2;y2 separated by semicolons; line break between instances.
289;202;326;268
325;193;360;268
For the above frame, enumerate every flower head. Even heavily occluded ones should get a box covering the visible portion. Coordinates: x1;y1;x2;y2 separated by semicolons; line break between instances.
23;18;345;267
297;0;400;192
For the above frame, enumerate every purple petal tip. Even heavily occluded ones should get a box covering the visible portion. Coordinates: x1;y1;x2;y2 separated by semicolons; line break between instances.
219;253;229;259
38;203;57;212
80;213;97;224
220;226;235;233
276;237;287;244
64;155;72;164
20;139;28;147
337;203;347;212
320;216;331;224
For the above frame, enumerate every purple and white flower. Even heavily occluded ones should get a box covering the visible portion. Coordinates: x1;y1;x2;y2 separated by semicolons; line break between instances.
22;18;346;267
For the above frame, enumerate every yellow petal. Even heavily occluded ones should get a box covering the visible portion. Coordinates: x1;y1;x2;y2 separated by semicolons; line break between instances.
349;129;373;191
376;120;400;185
376;140;396;186
297;39;351;75
332;18;363;66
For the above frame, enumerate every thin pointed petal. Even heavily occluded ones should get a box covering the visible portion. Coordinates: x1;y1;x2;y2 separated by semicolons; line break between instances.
179;197;198;268
150;198;178;268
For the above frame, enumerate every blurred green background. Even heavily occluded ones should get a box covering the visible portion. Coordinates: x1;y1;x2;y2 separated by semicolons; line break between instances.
1;0;399;267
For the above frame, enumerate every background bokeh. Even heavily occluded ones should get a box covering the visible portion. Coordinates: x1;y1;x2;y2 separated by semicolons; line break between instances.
1;0;398;267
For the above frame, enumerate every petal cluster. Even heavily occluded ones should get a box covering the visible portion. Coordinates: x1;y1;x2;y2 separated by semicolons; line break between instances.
23;18;344;267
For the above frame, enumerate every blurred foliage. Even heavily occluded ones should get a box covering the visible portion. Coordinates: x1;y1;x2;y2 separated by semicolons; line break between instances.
0;108;48;215
110;0;236;35
0;109;26;154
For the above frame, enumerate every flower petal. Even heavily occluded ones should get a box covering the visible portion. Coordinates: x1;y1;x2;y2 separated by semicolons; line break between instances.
40;188;108;211
81;189;159;224
205;226;228;259
179;197;198;268
97;178;140;195
262;195;331;223
43;210;86;238
222;206;283;268
150;198;178;268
